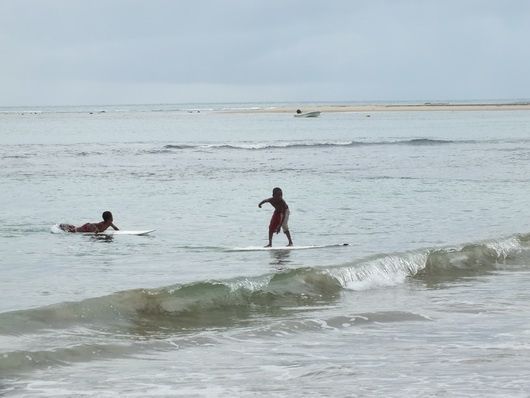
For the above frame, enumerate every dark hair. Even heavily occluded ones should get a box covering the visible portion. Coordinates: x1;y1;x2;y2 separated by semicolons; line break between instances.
272;187;282;196
102;211;113;221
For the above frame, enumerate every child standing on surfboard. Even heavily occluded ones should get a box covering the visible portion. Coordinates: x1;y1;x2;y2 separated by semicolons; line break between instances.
59;211;119;233
258;187;293;247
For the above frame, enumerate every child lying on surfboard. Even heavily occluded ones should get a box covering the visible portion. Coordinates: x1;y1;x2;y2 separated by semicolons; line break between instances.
258;187;293;247
59;211;119;233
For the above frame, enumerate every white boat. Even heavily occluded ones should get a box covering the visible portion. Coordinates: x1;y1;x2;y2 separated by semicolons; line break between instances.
294;111;321;118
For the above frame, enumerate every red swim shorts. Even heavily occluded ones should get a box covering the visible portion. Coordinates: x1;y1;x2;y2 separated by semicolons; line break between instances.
269;212;283;233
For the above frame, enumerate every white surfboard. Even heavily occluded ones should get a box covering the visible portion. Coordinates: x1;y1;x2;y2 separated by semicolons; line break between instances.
225;243;349;252
92;229;155;236
51;225;155;236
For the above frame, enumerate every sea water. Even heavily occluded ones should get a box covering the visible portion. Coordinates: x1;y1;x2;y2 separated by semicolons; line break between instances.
1;104;530;397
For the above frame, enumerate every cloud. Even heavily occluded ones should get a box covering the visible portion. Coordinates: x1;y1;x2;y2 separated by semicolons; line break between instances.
1;0;530;105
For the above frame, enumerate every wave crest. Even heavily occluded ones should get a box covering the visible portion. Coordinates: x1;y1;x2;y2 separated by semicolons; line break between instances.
2;233;529;336
162;139;458;152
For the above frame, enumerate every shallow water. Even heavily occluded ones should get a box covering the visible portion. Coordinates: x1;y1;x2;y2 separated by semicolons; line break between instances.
1;105;530;396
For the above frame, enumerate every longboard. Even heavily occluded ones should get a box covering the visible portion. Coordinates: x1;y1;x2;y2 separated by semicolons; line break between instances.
90;229;155;236
51;225;155;236
225;243;349;252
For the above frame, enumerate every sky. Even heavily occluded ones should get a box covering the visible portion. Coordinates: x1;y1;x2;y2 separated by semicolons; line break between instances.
1;0;530;106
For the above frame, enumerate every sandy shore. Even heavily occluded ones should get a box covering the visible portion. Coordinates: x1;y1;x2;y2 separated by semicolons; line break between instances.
231;102;530;114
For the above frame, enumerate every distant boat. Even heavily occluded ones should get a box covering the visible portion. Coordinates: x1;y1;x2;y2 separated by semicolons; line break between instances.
294;110;321;118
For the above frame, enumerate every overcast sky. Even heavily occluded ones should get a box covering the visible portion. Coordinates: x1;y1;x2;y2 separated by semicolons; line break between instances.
1;0;530;106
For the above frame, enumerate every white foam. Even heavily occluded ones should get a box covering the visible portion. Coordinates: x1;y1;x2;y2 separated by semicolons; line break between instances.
485;236;522;260
50;224;65;234
328;252;428;291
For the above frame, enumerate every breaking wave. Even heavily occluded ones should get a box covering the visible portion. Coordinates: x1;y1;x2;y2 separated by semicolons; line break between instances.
1;233;529;338
162;138;460;151
1;233;530;374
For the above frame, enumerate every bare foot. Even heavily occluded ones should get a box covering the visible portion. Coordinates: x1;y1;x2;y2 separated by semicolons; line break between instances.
264;244;272;247
287;243;293;247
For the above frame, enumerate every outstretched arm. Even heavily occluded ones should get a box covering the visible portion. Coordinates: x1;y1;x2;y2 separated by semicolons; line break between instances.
111;223;119;231
258;197;272;208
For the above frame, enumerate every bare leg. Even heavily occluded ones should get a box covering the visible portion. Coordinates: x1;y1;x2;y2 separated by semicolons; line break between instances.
285;230;293;246
265;229;273;247
59;223;76;233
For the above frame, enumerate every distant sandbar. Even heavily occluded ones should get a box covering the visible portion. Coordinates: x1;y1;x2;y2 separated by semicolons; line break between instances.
229;102;530;114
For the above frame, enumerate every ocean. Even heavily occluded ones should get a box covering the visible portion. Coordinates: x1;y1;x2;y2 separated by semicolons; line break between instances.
1;104;530;397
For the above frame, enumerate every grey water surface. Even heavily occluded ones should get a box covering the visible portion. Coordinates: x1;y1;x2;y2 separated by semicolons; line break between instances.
1;105;530;397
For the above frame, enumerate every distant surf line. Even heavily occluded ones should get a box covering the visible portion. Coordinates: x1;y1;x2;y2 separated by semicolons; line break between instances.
162;138;470;152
